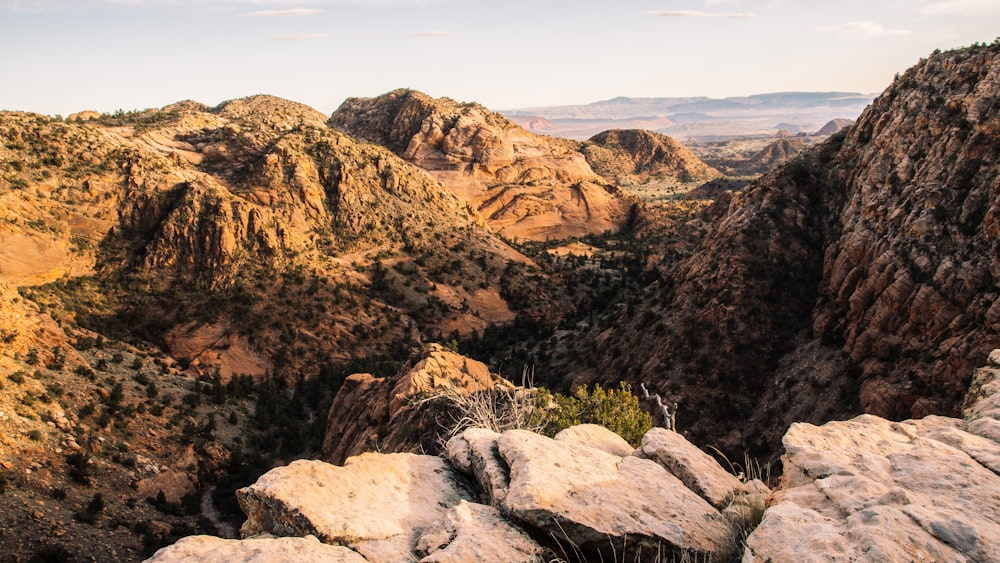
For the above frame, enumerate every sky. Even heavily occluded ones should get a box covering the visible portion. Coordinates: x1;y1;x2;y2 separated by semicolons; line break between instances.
1;0;998;116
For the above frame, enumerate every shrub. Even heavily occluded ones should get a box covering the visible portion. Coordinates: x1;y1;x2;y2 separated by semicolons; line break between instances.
533;382;652;447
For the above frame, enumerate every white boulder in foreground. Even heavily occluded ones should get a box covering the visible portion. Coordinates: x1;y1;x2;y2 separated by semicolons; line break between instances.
145;535;367;562
236;453;474;561
745;358;1000;562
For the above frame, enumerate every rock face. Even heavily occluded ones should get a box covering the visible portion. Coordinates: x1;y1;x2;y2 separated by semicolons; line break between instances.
580;128;721;184
146;535;367;562
329;89;637;240
321;344;511;464
745;352;1000;562
236;454;476;561
153;354;1000;563
447;428;736;560
414;500;542;563
155;422;751;563
574;43;1000;459
496;430;732;558
635;428;748;510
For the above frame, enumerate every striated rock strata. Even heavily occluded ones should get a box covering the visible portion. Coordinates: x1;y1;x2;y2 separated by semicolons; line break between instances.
329;89;638;240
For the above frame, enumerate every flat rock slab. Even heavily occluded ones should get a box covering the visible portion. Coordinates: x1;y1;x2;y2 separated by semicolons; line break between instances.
496;429;732;559
745;414;1000;562
554;423;635;457
635;428;746;509
237;453;473;560
144;535;367;562
415;500;542;562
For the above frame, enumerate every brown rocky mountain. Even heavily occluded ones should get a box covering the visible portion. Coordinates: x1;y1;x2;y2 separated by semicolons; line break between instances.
559;43;1000;461
579;129;721;185
329;89;639;240
4;95;561;381
0;95;577;559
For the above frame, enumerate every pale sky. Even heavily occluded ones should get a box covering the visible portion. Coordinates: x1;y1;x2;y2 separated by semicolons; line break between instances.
1;0;997;116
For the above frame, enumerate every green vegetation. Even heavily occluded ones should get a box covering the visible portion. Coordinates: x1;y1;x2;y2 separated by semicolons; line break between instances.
533;382;652;447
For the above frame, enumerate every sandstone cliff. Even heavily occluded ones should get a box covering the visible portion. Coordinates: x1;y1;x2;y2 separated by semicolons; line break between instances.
329;89;637;240
569;43;1000;459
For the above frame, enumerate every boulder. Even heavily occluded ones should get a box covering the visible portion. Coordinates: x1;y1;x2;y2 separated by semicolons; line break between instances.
745;358;1000;562
414;500;542;562
237;454;474;561
144;535;367;562
496;429;733;559
634;427;748;509
554;423;634;457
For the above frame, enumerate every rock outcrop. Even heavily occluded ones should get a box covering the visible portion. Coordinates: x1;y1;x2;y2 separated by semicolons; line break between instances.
236;454;476;561
329;89;637;240
572;43;1000;460
580;129;721;184
490;429;733;558
321;344;512;464
745;351;1000;561
151;351;1000;563
153;421;753;562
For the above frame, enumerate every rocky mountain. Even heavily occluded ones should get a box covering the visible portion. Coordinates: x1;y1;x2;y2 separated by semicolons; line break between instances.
563;42;1000;460
150;350;1000;563
698;138;809;176
0;94;586;559
2;95;561;382
579;129;721;185
329;89;638;241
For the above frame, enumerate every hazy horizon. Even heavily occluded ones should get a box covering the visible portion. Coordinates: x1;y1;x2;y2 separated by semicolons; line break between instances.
1;0;997;117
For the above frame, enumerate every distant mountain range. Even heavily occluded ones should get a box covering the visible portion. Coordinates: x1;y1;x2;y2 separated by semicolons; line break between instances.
503;92;876;141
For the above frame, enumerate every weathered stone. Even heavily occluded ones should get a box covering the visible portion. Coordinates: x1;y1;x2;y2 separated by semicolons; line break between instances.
496;429;732;559
389;344;499;417
415;500;542;562
144;535;367;562
635;427;746;509
237;454;473;561
445;428;509;505
323;347;515;465
554;423;634;457
745;407;1000;561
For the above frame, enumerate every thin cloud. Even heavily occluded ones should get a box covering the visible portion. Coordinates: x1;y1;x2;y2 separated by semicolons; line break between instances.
246;8;322;16
409;30;451;37
819;21;910;37
1;0;441;12
270;33;329;41
647;10;755;18
920;0;1000;15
